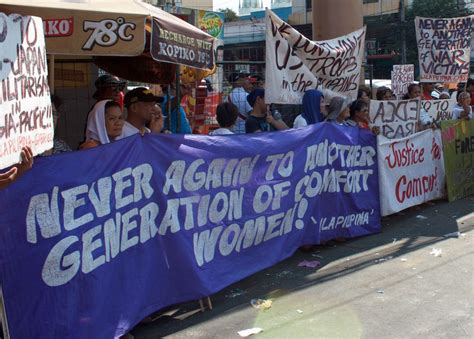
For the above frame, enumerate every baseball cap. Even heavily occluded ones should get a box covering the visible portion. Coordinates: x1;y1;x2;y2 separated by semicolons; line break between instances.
228;72;248;83
124;87;164;107
94;74;126;89
247;88;264;107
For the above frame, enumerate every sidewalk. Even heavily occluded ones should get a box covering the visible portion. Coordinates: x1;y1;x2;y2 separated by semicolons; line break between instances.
132;196;474;338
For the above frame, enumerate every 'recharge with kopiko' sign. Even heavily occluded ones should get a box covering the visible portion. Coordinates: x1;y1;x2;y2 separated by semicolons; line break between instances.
0;13;53;169
415;15;474;83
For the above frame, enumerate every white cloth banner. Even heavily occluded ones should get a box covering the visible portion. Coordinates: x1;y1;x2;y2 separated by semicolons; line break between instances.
265;9;366;104
378;129;446;216
421;99;457;122
415;15;473;83
391;64;414;98
369;99;420;139
0;13;53;169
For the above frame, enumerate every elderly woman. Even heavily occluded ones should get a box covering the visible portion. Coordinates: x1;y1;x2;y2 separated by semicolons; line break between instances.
81;100;124;149
325;96;352;125
293;89;324;128
403;83;434;128
452;92;473;120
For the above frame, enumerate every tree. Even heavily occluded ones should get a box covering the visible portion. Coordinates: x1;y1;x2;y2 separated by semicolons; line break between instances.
218;8;239;22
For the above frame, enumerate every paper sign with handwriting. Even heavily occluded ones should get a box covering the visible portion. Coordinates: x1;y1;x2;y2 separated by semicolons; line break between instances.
265;9;365;104
0;13;53;169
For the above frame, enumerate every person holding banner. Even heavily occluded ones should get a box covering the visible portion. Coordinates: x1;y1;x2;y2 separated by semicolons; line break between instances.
293;89;324;128
404;83;434;128
81;101;125;149
122;87;167;136
325;97;352;126
245;89;288;133
0;146;34;189
349;100;379;135
452;92;473;120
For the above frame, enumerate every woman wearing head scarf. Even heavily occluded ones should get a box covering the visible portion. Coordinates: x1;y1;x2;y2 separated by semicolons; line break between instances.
325;96;352;126
293;89;324;128
80;100;124;149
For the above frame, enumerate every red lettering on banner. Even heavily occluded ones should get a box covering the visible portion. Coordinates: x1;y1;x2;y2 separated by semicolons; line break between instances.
431;137;441;160
385;140;425;169
395;167;439;203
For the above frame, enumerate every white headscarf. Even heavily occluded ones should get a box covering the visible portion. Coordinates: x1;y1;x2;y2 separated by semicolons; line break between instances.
86;100;114;144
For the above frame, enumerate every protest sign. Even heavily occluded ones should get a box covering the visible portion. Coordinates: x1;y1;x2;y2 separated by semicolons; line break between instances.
369;99;420;139
421;98;457;122
391;64;414;98
441;119;474;202
378;130;446;216
415;15;474;83
0;124;380;338
265;9;366;104
0;13;53;169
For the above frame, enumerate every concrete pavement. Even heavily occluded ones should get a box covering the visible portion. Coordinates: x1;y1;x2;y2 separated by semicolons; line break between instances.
131;196;474;338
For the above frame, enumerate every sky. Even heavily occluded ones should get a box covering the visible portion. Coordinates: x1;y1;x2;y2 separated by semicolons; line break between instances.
213;0;272;13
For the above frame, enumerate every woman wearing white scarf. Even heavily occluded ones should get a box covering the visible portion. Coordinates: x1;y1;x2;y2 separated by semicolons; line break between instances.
81;100;124;149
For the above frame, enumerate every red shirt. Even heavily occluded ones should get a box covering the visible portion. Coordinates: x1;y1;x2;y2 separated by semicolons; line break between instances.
422;91;432;100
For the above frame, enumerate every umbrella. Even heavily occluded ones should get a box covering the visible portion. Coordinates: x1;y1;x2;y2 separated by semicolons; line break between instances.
0;0;215;74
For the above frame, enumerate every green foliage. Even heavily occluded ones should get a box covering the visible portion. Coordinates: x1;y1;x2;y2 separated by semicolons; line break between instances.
218;8;239;22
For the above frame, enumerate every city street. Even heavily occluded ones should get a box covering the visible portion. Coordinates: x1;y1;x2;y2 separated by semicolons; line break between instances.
132;197;474;338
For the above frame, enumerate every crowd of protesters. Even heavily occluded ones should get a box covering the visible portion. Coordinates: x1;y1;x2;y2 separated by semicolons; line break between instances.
1;73;472;190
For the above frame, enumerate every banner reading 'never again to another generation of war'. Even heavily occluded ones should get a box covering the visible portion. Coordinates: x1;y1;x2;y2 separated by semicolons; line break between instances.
265;9;366;104
415;15;474;83
441;119;474;202
377;130;446;216
0;124;380;338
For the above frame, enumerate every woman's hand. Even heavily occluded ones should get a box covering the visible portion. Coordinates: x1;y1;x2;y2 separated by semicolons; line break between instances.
0;146;34;189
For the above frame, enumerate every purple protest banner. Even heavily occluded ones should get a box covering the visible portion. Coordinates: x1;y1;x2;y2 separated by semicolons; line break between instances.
0;123;380;338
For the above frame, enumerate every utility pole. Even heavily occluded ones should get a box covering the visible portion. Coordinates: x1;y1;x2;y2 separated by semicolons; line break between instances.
399;0;407;64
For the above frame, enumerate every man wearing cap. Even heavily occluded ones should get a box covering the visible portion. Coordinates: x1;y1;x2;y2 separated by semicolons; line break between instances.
245;89;288;133
93;74;126;104
122;87;164;137
228;73;253;133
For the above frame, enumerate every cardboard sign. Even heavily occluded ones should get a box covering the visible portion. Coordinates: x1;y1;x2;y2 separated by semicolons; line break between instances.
378;130;446;216
441;119;474;202
391;64;414;98
416;15;474;83
0;13;53;169
0;124;380;338
369;99;421;139
421;99;457;122
265;9;366;104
